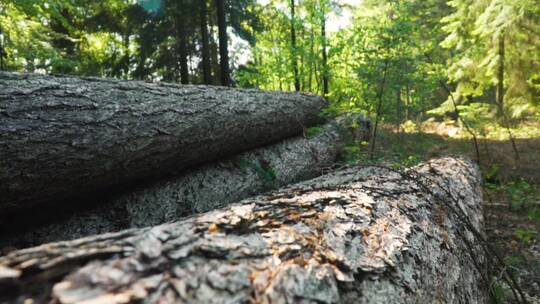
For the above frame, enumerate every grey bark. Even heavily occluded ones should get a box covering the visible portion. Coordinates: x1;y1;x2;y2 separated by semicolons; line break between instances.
0;118;369;248
0;157;487;303
0;72;326;217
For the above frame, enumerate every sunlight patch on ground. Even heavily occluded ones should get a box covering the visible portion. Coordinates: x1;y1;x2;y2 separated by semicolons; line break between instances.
400;119;540;141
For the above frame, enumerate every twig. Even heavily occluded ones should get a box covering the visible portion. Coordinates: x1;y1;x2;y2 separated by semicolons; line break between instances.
369;59;390;160
494;99;520;160
424;53;481;164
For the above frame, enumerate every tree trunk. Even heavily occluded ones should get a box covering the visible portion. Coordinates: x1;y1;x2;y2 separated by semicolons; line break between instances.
199;0;212;84
405;83;410;121
176;0;190;84
0;157;487;303
0;118;369;248
496;33;504;112
308;29;314;92
290;0;300;92
209;27;220;85
494;33;519;160
215;0;230;86
396;87;401;134
369;59;389;159
0;23;4;71
320;2;329;98
122;32;130;79
0;72;326;218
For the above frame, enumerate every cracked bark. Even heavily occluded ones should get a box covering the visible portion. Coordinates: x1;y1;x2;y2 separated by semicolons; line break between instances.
0;72;326;218
0;117;369;249
0;157;487;303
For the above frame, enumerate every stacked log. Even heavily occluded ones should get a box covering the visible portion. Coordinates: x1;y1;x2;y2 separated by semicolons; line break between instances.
0;72;326;216
0;157;487;303
1;118;366;248
0;73;489;303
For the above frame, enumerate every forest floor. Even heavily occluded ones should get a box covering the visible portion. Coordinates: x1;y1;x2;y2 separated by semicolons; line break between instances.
350;119;540;303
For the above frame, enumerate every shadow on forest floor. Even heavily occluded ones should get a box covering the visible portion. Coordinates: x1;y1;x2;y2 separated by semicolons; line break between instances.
354;123;540;302
373;125;540;181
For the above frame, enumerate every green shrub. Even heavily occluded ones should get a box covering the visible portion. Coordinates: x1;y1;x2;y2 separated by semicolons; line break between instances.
514;228;536;246
305;127;323;139
506;179;535;211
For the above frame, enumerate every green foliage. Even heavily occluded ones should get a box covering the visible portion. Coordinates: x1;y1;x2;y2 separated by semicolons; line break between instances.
341;141;370;164
401;120;419;133
505;179;536;211
344;0;450;122
235;0;337;94
489;282;507;304
341;133;424;169
304;126;323;138
2;0;537;129
457;102;498;135
253;163;277;186
391;154;422;169
234;0;467;132
528;208;540;222
484;172;537;215
0;0;137;75
0;0;258;81
514;228;536;246
441;0;540;119
483;164;500;183
341;144;360;164
503;255;525;267
236;159;277;186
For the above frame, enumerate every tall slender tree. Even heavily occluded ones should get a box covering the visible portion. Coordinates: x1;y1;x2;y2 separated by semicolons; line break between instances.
199;0;212;84
176;0;190;84
290;0;300;91
319;0;329;97
0;23;4;71
215;0;230;86
496;33;505;110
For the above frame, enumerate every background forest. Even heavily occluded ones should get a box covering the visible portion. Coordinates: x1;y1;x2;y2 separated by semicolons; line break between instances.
2;0;539;121
1;0;540;300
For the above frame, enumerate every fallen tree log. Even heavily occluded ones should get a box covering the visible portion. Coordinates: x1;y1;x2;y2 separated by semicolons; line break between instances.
0;72;326;215
0;157;487;303
1;117;369;248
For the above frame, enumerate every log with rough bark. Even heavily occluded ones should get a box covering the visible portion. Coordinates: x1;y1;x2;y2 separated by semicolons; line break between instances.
1;117;369;248
0;157;487;303
0;72;326;216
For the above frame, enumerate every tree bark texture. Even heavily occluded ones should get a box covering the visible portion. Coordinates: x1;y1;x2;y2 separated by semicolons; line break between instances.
0;157;487;303
0;72;326;216
0;118;369;249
